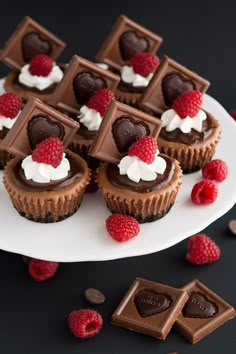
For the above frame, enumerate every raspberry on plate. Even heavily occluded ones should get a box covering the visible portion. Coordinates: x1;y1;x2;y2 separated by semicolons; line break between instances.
128;136;157;164
29;258;59;281
186;233;221;265
106;214;140;242
202;159;228;182
191;179;218;205
87;88;114;117
68;309;103;338
131;53;159;77
0;93;22;118
29;54;54;77
172;90;203;118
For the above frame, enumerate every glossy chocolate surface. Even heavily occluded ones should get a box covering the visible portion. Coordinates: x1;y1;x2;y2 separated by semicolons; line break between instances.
175;279;235;344
12;156;83;192
139;55;210;114
73;72;106;105
112;277;188;340
21;31;52;62
106;154;174;193
76;121;97;140
159;114;215;145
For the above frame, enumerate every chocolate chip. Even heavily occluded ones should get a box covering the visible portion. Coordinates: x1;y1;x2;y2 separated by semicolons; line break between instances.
228;220;236;235
85;288;106;304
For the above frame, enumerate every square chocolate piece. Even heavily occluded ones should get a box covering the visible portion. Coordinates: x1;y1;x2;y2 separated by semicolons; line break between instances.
175;279;235;344
89;100;163;165
0;97;80;159
112;277;189;340
139;55;210;115
49;55;120;116
0;16;66;71
95;15;163;72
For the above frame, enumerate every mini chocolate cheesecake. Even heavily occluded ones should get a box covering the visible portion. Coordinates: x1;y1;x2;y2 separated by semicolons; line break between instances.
157;111;221;173
97;154;182;223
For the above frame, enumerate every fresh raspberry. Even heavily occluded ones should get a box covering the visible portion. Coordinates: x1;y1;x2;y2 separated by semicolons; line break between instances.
68;309;103;338
229;110;236;120
128;136;157;164
29;54;53;77
186;233;221;265
202;159;228;182
106;214;140;242
0;93;22;118
87;88;114;117
172;90;202;118
131;53;159;77
32;137;64;168
85;170;98;193
191;180;218;205
29;258;59;281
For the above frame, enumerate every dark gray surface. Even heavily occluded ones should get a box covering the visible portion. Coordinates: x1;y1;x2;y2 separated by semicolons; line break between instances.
0;1;235;353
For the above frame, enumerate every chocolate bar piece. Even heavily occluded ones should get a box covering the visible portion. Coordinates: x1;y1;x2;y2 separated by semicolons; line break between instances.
49;55;120;116
0;16;65;71
89;100;162;165
139;55;210;115
175;279;235;344
96;15;163;72
111;277;188;340
0;97;80;158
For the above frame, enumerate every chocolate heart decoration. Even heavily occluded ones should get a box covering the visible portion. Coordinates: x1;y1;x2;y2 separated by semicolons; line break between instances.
112;116;149;153
27;115;65;149
119;31;149;61
162;73;196;107
135;289;172;317
183;292;218;318
21;32;52;62
73;72;106;105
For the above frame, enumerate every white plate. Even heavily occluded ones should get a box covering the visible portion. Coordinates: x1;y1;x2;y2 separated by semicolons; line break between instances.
0;84;236;262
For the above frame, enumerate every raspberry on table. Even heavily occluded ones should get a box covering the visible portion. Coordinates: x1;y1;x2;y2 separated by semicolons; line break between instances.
202;159;228;182
0;93;22;118
29;258;59;281
106;214;140;242
87;88;114;117
32;137;64;168
29;54;54;77
186;233;221;265
191;180;218;205
128;136;157;164
172;90;202;118
68;309;103;338
131;53;159;77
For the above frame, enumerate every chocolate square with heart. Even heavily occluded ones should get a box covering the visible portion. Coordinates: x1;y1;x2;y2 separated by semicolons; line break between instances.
139;55;210;115
175;279;235;344
89;100;163;165
0;16;65;71
49;55;120;116
112;277;188;340
95;15;163;72
0;97;80;158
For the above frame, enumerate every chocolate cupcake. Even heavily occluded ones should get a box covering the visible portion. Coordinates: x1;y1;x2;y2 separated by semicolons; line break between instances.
0;16;66;103
97;137;182;223
0;97;90;223
158;91;221;173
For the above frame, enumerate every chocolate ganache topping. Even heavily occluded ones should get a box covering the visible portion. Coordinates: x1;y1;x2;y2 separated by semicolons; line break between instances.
106;154;174;193
12;156;83;192
159;113;215;145
117;80;146;94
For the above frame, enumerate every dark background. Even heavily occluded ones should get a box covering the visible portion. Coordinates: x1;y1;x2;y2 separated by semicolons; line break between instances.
0;1;235;353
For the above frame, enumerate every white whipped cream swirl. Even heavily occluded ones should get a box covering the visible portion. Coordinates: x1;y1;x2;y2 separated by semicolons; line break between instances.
78;105;102;131
161;109;207;133
0;110;21;130
118;150;166;183
21;153;70;183
18;63;63;91
121;66;153;87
